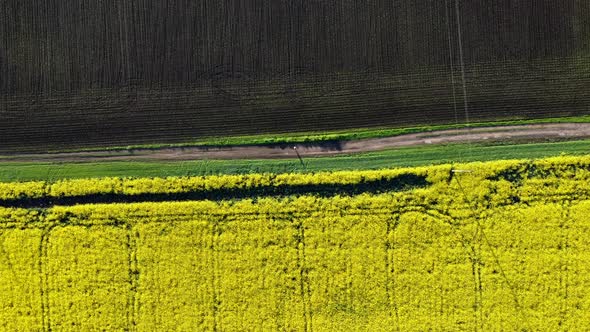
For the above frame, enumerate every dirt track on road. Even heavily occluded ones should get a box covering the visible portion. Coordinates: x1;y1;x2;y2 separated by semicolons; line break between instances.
3;123;590;163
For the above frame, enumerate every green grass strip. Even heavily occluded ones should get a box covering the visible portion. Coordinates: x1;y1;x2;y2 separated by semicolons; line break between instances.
2;139;590;182
52;115;590;153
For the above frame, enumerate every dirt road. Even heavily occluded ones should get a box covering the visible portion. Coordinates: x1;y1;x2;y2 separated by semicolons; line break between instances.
2;123;590;163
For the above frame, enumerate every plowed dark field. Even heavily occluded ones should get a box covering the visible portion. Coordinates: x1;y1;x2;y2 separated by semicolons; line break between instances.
1;1;589;153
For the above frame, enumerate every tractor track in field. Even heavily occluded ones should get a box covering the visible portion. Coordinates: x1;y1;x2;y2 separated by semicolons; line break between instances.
2;123;590;163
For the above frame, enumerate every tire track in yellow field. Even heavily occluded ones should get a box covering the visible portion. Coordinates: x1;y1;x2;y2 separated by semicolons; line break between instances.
39;225;57;332
125;223;139;332
211;216;222;332
292;213;313;332
384;215;400;330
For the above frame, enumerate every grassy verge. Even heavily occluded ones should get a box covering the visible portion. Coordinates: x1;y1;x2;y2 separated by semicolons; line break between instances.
53;115;590;153
2;139;590;182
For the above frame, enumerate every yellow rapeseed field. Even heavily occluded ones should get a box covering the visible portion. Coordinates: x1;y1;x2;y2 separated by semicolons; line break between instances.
1;156;590;331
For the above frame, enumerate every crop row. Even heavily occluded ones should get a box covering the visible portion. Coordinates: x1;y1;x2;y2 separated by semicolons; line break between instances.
2;156;590;203
1;156;590;225
0;167;435;201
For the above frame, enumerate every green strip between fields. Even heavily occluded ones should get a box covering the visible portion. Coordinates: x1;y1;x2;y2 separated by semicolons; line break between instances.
2;139;590;182
51;115;590;153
